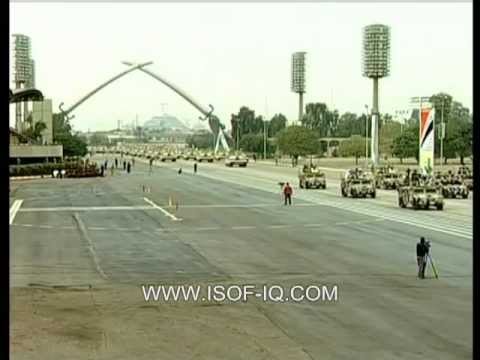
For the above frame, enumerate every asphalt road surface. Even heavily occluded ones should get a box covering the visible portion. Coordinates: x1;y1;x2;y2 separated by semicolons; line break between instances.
10;156;472;360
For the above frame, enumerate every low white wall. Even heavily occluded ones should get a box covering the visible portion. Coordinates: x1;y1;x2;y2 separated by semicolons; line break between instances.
10;145;63;158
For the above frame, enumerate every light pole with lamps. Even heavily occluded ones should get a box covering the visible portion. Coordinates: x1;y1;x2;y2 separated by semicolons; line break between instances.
364;104;369;168
263;120;269;160
440;97;445;169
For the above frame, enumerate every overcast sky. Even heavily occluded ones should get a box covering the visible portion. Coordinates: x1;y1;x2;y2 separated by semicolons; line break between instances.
10;2;472;132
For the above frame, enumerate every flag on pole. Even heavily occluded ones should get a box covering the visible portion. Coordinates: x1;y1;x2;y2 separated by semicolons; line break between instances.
419;106;435;175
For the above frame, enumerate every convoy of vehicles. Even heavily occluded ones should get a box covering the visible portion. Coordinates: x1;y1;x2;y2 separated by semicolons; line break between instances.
88;145;473;212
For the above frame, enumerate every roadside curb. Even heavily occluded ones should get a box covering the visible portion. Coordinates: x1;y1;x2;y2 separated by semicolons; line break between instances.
10;175;48;181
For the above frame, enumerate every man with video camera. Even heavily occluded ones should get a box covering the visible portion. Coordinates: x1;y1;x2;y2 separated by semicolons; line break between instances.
416;237;430;279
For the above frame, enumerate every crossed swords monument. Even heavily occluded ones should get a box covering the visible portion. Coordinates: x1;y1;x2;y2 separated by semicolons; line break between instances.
57;61;230;153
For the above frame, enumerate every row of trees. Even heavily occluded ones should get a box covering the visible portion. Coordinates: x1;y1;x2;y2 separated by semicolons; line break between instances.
272;92;472;164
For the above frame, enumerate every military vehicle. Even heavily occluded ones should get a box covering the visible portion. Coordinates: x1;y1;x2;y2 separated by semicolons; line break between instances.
195;152;214;162
437;173;469;199
398;185;444;210
341;169;376;198
373;166;399;189
225;154;248;167
159;152;177;162
457;166;473;191
181;150;196;160
378;172;400;190
298;165;326;189
214;151;227;161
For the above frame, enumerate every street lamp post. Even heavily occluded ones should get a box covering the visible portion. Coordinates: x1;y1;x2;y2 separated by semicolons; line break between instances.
236;121;240;152
263;120;268;160
362;24;391;168
364;104;369;168
440;97;445;169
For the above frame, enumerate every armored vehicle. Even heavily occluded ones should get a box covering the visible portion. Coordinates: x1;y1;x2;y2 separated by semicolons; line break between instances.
180;150;195;160
457;166;473;191
378;172;400;190
298;165;326;189
159;152;177;162
398;185;444;210
225;155;248;167
195;152;214;162
341;169;376;198
440;175;469;199
214;152;227;161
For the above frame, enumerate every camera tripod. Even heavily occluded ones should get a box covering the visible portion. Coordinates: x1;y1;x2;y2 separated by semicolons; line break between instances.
426;254;439;279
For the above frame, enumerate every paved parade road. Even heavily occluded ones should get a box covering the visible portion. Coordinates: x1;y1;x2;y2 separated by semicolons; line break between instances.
10;157;472;360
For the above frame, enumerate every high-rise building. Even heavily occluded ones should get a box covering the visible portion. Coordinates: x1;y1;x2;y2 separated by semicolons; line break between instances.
12;34;36;132
12;34;34;88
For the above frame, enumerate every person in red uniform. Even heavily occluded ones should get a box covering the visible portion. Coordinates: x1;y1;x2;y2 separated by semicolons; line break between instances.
283;182;293;206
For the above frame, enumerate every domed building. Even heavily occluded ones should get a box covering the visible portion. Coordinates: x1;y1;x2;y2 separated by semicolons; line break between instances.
143;114;190;133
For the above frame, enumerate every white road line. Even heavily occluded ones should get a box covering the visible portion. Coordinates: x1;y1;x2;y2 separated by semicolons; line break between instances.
73;213;108;280
196;227;221;231
231;226;257;230
335;218;385;226
19;205;154;212
267;225;289;229
144;197;182;222
178;203;319;208
88;227;108;231
9;200;23;225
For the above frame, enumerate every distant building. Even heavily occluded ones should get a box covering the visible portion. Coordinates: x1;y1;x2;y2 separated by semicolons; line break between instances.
12;34;34;88
30;99;54;144
143;114;190;133
12;34;36;131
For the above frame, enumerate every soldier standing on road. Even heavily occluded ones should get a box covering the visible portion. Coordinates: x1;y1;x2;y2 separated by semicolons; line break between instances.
100;164;105;177
149;158;154;175
416;237;429;279
127;162;131;174
123;161;126;171
132;157;135;167
283;182;293;206
110;164;114;176
115;158;118;169
194;162;198;174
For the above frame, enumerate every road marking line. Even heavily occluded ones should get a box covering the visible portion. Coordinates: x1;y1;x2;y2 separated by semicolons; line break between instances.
144;197;182;221
231;226;257;230
88;227;108;231
335;218;385;226
196;227;221;231
267;225;289;229
9;200;23;225
19;205;154;212
73;213;108;280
